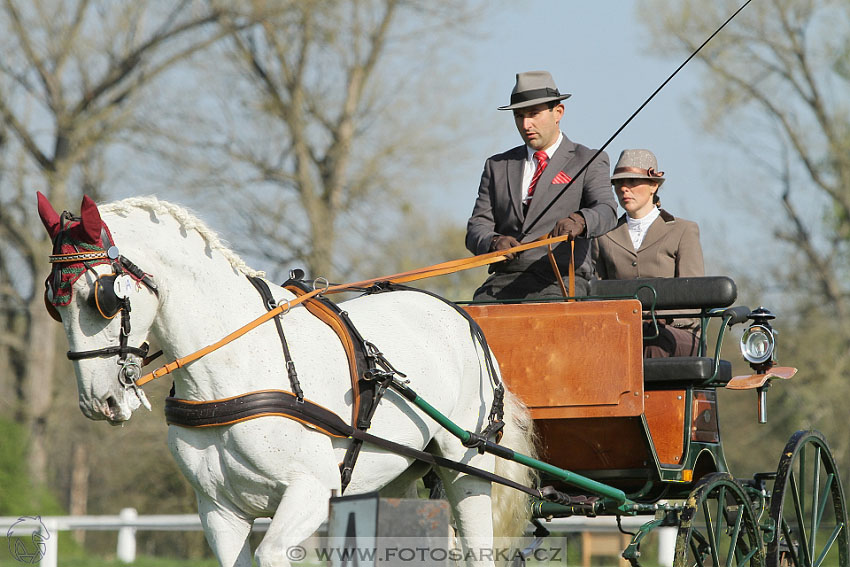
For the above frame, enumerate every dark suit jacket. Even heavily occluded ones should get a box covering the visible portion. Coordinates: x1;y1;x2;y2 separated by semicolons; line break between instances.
466;134;617;299
593;209;704;327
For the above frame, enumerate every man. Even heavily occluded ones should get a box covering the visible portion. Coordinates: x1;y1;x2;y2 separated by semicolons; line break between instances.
466;70;617;300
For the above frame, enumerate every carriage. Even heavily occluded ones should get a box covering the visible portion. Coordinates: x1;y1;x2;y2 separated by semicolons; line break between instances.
464;276;848;567
39;193;847;567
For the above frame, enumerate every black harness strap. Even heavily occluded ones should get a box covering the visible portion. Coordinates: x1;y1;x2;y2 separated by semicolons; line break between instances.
164;390;539;498
281;278;386;493
247;276;304;402
364;281;506;439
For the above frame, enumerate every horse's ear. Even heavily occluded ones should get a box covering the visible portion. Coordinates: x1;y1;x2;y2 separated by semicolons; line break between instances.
79;195;103;244
37;191;61;238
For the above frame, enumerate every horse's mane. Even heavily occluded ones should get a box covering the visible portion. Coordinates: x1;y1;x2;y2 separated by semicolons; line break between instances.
100;196;264;277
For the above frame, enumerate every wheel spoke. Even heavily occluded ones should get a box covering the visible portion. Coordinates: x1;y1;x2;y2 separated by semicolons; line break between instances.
692;534;709;567
782;517;802;567
815;473;835;530
813;524;844;567
726;503;745;567
810;446;821;562
716;486;727;563
738;546;759;566
703;497;722;567
790;470;814;566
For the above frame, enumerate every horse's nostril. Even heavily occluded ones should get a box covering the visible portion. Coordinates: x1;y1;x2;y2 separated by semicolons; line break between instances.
103;395;120;419
106;396;119;411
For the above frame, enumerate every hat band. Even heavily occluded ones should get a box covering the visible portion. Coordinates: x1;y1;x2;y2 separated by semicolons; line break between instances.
613;166;664;178
510;87;561;106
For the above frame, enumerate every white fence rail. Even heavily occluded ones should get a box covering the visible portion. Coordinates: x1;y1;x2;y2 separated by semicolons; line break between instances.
1;511;676;566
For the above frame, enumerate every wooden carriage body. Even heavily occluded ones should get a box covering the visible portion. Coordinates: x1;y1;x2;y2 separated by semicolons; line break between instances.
463;277;738;500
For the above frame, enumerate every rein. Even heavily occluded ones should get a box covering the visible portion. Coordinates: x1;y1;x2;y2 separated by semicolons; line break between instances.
137;232;576;387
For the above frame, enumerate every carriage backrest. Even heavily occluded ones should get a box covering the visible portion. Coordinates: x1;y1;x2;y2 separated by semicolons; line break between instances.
589;276;737;311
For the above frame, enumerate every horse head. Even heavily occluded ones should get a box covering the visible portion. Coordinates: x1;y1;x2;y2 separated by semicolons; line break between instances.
37;192;159;423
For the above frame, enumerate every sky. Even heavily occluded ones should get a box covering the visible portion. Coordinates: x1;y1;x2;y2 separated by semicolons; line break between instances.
434;1;748;277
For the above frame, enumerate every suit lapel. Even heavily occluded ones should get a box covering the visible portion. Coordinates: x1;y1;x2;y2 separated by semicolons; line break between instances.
507;153;525;220
638;210;675;251
606;215;635;254
524;134;576;223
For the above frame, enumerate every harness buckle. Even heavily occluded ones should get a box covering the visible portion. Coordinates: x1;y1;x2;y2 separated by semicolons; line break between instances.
117;358;142;388
276;298;291;315
312;276;330;295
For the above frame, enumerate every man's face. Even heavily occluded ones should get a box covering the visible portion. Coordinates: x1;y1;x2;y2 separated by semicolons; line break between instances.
513;102;564;150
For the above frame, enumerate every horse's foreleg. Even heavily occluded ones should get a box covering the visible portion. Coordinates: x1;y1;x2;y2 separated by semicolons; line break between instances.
254;474;334;567
198;496;253;567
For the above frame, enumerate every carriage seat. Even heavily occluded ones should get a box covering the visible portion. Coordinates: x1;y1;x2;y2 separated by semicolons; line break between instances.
589;277;738;390
588;276;737;311
643;357;732;390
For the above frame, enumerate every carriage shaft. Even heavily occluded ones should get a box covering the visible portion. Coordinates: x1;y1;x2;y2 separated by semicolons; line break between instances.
392;381;631;506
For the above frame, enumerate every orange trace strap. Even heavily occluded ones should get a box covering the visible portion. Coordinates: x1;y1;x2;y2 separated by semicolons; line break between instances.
137;233;575;386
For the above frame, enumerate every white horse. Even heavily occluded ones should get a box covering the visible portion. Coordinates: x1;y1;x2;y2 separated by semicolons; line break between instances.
38;194;537;567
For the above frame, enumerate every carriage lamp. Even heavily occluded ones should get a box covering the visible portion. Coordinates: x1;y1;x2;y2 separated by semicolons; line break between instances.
740;307;778;425
740;307;776;369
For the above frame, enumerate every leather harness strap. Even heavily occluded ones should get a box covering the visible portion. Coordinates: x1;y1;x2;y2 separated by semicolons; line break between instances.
283;281;368;427
282;280;385;492
247;277;304;401
137;233;574;387
164;389;539;498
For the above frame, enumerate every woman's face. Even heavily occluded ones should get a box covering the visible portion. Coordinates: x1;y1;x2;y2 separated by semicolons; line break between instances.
614;178;659;219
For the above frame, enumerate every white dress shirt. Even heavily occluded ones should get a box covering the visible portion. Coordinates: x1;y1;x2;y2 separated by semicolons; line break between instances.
521;133;563;204
626;206;660;250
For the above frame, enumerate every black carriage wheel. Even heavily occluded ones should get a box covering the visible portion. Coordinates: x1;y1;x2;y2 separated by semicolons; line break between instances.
767;430;849;567
675;472;764;567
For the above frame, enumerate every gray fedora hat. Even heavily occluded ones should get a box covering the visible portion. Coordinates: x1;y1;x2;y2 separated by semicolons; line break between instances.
498;70;571;111
610;149;665;185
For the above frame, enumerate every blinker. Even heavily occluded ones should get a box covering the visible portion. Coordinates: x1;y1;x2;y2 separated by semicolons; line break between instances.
93;273;124;319
44;285;62;322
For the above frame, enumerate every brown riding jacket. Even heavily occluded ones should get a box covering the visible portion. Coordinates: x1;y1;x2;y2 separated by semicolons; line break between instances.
592;208;704;328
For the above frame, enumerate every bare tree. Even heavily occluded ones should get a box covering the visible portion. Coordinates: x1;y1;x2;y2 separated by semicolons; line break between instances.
192;0;484;281
0;0;237;485
640;0;850;468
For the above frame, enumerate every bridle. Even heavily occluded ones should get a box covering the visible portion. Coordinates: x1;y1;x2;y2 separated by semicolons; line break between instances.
46;210;161;389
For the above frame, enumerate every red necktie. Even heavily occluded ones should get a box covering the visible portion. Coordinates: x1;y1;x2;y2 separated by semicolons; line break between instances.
526;150;548;202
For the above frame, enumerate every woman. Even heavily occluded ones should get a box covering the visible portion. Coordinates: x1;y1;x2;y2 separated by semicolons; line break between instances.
593;149;704;357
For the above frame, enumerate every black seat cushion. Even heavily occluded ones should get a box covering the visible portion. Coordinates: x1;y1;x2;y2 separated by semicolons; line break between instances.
643;357;732;390
589;276;737;310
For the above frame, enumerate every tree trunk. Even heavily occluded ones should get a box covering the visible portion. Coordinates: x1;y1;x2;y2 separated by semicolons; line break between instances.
70;441;89;543
23;290;58;486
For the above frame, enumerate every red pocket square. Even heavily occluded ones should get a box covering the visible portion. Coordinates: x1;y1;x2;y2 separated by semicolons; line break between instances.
552;171;572;184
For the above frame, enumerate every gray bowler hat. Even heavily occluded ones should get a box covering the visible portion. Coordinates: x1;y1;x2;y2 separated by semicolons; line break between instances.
498;70;571;111
610;149;666;185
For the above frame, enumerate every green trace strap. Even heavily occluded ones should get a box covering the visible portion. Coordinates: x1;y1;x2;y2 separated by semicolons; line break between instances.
389;380;630;506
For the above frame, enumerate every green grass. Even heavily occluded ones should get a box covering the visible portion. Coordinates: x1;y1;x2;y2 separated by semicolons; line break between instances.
60;558;220;567
0;552;219;567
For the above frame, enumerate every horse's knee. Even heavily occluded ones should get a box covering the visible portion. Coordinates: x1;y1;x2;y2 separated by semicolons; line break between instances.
256;476;332;567
198;499;253;567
